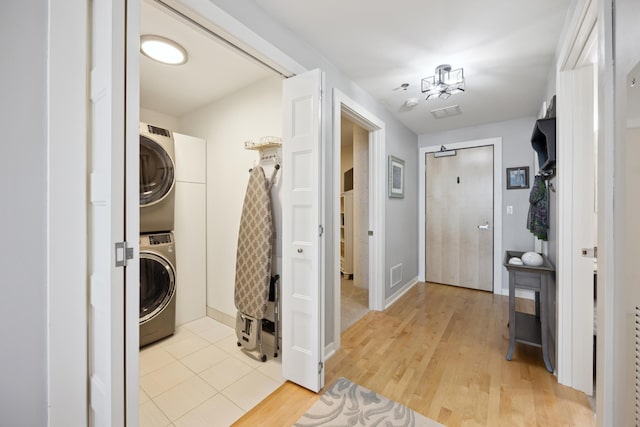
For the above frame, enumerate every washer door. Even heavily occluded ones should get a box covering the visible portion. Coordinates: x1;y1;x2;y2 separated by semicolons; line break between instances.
140;135;175;207
140;252;176;324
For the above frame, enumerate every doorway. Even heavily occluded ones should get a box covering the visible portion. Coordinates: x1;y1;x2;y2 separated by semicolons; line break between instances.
419;138;503;294
332;90;386;354
339;116;370;332
425;145;494;291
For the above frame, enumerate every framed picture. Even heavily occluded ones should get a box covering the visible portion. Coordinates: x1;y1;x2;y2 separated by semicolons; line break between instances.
506;166;530;189
388;155;404;198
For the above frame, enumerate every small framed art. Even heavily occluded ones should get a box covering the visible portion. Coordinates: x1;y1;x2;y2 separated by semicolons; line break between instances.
388;155;405;198
506;166;530;189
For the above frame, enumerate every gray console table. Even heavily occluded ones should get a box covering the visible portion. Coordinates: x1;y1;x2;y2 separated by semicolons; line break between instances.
504;251;556;372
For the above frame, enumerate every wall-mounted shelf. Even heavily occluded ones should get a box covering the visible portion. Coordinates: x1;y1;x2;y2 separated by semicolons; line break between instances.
244;136;283;151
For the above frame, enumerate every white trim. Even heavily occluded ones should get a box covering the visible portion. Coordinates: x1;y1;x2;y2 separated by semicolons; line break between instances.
125;0;141;423
332;89;385;355
47;2;88;424
157;0;306;76
323;342;336;361
595;0;615;423
385;277;419;309
419;138;503;294
555;0;598;392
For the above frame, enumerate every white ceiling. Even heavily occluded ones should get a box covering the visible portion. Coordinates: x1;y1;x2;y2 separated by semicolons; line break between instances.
141;0;572;135
140;1;272;117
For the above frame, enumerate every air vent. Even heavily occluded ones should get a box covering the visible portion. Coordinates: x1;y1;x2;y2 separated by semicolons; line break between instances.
390;264;402;288
430;105;462;119
147;125;171;137
149;233;172;245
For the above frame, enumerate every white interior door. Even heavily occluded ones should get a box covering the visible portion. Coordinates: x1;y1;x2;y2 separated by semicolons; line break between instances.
558;64;595;395
425;146;494;291
89;0;127;424
282;68;324;392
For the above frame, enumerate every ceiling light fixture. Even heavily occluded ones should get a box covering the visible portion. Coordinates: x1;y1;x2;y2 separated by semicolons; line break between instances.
421;64;465;100
140;35;188;65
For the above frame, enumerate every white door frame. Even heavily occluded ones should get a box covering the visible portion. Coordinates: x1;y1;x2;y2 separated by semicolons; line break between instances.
331;89;386;354
419;138;503;295
555;0;599;392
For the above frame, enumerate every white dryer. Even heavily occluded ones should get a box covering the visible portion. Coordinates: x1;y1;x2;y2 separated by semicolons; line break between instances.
140;122;176;233
139;232;177;347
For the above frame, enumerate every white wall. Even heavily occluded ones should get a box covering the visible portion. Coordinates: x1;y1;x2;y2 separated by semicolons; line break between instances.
140;107;180;131
418;117;537;293
209;0;419;347
179;76;283;319
1;1;48;424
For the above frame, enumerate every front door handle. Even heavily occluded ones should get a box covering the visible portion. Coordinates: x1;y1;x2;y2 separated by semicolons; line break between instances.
477;222;490;230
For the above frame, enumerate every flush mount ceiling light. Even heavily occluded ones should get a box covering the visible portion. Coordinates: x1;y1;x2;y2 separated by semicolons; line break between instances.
421;64;465;100
140;35;188;65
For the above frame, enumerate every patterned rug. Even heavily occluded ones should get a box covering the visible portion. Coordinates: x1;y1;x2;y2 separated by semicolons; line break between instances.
294;377;444;427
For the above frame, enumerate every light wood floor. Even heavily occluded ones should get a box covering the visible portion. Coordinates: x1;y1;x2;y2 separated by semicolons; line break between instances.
233;282;595;426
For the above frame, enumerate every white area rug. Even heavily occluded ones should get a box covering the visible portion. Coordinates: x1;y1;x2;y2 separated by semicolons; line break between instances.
294;377;444;427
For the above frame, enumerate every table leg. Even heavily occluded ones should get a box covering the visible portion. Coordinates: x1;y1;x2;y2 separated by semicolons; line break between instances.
540;274;553;372
506;272;516;361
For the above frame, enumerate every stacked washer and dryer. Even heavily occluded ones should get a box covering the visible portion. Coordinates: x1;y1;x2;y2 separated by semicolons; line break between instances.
139;123;178;347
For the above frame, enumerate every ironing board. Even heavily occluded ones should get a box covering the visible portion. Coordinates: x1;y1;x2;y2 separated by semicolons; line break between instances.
234;165;278;361
234;165;273;319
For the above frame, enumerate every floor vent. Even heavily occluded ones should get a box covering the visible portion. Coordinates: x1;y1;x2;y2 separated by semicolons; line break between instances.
633;306;640;426
390;264;402;288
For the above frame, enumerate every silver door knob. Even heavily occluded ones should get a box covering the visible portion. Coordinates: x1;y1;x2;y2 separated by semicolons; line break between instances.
477;222;490;230
297;248;303;253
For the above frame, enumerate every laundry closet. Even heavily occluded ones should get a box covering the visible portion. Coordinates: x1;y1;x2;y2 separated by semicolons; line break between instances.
138;1;284;361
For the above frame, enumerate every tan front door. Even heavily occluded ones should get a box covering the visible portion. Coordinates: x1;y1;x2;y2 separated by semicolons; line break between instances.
426;145;493;291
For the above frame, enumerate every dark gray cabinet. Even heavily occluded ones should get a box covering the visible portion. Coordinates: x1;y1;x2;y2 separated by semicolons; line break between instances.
504;251;556;372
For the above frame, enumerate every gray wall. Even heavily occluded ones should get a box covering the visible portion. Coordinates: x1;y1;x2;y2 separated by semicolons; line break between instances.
0;1;48;425
209;0;419;346
418;116;537;292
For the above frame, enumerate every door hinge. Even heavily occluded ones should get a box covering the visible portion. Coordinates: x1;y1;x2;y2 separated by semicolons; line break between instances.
319;225;324;237
115;241;134;267
318;361;324;374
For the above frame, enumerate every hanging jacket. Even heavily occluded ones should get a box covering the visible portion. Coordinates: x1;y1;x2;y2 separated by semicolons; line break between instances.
527;175;549;241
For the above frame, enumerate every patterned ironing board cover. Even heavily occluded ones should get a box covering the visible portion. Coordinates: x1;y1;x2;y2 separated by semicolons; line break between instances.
234;166;273;319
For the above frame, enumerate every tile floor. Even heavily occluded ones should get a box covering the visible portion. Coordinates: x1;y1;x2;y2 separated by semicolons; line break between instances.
340;276;369;332
139;317;283;427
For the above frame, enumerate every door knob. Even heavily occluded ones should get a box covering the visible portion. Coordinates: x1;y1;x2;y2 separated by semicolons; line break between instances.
297;248;303;253
477;222;490;230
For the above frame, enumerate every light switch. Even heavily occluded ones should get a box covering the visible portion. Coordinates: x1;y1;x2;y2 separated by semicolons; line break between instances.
506;205;514;215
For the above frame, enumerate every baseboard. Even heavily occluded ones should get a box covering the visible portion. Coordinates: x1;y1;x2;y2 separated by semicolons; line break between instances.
206;306;236;328
384;276;419;309
324;342;335;361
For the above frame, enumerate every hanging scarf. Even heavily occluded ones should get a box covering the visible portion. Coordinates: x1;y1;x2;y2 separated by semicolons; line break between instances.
527;175;549;241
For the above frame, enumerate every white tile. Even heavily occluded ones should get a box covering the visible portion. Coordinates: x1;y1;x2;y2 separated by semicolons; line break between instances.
174;394;245;427
139;346;176;377
199;358;252;391
163;334;209;359
181;345;230;374
140;361;195;398
214;335;244;355
257;359;285;383
231;351;265;368
139;401;171;427
221;370;281;411
182;316;224;333
158;326;195;348
196;324;235;344
153;376;217;421
139;387;150;405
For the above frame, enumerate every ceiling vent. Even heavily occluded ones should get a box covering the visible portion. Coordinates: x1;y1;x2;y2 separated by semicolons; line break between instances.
430;105;462;119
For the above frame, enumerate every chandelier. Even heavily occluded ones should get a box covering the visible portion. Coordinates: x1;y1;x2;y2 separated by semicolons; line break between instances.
421;64;465;100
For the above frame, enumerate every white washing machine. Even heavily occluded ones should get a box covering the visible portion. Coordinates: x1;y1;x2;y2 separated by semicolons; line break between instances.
139;232;177;347
140;122;176;233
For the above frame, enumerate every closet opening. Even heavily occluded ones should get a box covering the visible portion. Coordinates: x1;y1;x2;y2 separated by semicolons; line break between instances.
137;0;291;423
